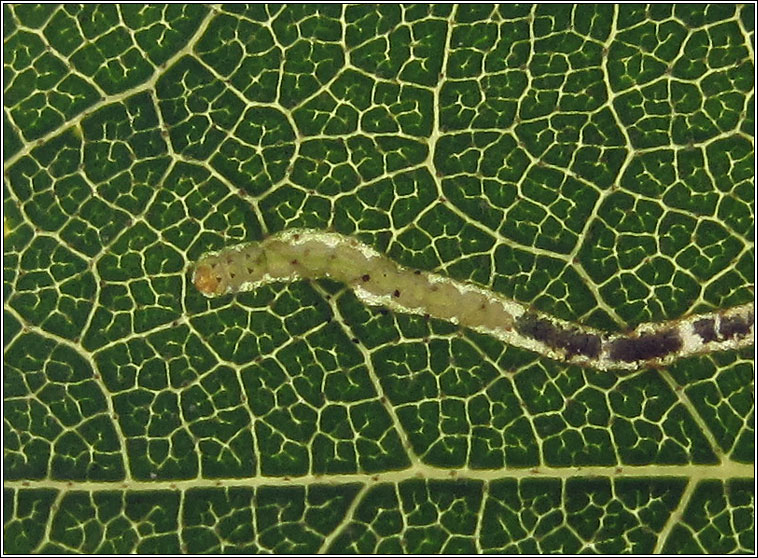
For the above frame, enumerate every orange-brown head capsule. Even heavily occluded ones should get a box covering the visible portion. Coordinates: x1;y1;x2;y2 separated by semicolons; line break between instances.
193;262;223;296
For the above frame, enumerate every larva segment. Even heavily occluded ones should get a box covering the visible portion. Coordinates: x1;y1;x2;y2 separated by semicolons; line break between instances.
222;244;267;291
455;291;505;329
357;256;403;297
288;239;335;277
323;243;375;284
419;281;469;323
261;240;301;279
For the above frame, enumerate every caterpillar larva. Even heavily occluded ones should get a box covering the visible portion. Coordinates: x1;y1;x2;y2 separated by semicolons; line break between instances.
193;229;755;371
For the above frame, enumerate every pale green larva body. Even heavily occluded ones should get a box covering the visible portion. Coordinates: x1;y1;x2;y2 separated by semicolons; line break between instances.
193;230;512;329
192;229;754;371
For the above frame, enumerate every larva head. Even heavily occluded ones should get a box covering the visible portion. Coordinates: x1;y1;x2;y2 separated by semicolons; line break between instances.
192;244;268;297
193;258;228;297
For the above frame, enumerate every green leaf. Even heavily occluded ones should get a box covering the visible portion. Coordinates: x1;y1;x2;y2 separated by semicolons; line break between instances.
4;4;754;554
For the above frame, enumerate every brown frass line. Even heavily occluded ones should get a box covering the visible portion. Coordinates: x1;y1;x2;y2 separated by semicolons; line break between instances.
690;311;754;345
607;329;683;363
515;314;685;364
515;308;754;365
515;314;602;359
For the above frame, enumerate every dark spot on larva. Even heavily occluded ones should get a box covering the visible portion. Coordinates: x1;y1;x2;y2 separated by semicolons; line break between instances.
293;234;300;240
414;270;421;275
229;272;236;278
719;312;753;340
393;289;401;297
693;318;718;343
608;329;682;363
291;259;298;265
352;338;359;343
362;274;370;282
423;313;430;320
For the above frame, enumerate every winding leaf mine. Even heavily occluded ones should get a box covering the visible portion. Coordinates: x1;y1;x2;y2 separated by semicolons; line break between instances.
194;229;755;371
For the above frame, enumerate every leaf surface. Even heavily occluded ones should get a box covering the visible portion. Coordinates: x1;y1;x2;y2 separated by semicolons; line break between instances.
3;4;754;554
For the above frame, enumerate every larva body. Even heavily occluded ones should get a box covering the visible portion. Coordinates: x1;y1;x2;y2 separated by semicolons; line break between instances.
192;229;754;371
194;230;511;329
